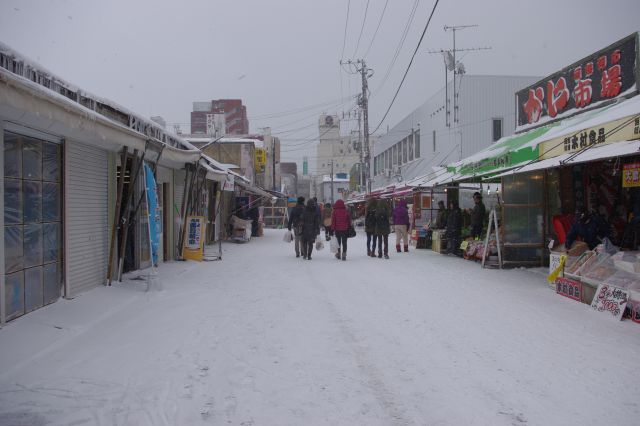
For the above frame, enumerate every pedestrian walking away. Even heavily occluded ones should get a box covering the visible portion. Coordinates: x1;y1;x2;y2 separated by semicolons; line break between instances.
287;196;306;258
392;199;410;252
301;199;320;260
374;199;391;259
364;198;378;257
331;199;352;260
322;202;333;241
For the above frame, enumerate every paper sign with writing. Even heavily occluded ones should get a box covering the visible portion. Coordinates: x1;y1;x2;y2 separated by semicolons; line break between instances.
591;284;629;320
622;162;640;188
555;277;582;302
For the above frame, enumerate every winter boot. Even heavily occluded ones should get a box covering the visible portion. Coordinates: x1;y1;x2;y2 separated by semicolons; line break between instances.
335;248;341;260
342;251;346;261
378;251;382;258
367;249;372;257
396;244;401;253
404;245;409;252
384;253;389;259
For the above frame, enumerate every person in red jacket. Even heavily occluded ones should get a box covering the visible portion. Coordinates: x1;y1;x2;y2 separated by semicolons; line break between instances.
331;199;352;260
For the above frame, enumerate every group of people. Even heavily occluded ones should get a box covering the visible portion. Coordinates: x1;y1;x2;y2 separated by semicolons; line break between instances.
431;191;486;256
287;196;352;260
287;195;413;261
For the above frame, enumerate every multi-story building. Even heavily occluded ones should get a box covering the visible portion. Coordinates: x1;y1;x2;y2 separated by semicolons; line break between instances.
371;75;541;189
191;99;249;135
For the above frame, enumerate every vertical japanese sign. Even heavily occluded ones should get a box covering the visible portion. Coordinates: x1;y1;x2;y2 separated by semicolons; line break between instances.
591;284;629;320
622;162;640;187
183;216;205;261
516;33;638;130
144;163;161;267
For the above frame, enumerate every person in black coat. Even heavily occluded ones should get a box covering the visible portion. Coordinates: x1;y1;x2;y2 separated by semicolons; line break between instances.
302;199;320;259
444;199;462;255
470;191;486;239
565;209;610;250
288;196;306;258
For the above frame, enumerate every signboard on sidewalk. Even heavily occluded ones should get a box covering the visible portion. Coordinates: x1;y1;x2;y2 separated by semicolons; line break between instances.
183;216;205;261
555;277;582;302
591;283;629;320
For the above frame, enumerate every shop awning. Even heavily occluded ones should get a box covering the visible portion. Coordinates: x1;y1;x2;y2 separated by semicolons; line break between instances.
236;180;275;199
490;139;640;179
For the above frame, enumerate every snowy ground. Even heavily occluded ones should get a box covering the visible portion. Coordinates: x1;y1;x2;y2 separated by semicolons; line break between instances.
0;228;639;425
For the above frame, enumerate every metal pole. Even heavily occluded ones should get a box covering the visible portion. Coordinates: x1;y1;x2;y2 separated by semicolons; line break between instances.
330;159;334;203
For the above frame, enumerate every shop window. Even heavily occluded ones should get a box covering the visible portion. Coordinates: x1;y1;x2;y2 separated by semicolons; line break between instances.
414;130;420;158
492;118;503;142
433;130;436;152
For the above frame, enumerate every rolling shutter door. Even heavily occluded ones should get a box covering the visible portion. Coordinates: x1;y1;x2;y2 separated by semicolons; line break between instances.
174;169;185;254
66;141;108;296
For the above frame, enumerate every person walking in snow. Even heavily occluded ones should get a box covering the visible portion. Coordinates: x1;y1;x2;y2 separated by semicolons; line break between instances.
374;199;391;259
322;202;333;241
364;198;378;257
392;199;410;253
301;199;320;260
331;199;352;260
287;196;306;258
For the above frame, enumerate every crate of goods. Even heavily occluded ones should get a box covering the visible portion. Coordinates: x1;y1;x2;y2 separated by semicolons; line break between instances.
432;230;447;253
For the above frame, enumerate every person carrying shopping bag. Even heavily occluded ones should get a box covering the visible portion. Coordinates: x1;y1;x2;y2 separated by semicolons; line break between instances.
287;196;306;258
365;198;378;257
301;199;320;260
331;199;352;261
322;202;333;241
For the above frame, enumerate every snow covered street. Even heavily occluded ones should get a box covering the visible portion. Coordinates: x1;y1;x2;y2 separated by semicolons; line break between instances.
1;228;639;425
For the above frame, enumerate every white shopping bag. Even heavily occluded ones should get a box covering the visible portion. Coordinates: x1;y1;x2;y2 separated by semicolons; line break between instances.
329;236;338;254
283;230;293;243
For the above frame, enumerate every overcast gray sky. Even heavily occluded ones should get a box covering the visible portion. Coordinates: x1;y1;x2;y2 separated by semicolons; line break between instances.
1;0;638;171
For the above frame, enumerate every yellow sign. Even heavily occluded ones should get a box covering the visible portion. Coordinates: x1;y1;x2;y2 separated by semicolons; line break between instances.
183;216;205;261
623;162;640;188
255;148;266;172
539;115;640;160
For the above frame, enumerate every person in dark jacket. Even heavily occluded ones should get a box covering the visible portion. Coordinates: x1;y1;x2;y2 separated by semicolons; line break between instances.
444;199;462;256
301;199;320;259
434;200;448;229
364;198;378;257
331;199;352;260
287;196;306;258
565;209;610;250
470;191;486;239
374;200;392;259
392;199;411;252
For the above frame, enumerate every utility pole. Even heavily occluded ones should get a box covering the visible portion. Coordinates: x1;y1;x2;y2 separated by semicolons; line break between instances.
330;159;334;204
340;59;373;194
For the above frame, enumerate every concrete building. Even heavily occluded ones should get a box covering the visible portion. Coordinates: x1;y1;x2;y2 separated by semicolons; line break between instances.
191;99;249;135
372;75;541;189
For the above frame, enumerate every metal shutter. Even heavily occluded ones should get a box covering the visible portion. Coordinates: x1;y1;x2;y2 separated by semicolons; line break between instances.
66;141;108;296
173;169;185;254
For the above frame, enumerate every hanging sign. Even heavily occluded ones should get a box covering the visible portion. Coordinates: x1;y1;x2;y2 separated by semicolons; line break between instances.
516;33;638;130
622;162;640;187
183;216;205;261
144;163;161;267
555;277;582;302
591;283;629;320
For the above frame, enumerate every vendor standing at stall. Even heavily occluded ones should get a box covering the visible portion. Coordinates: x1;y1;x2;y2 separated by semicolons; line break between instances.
470;191;486;239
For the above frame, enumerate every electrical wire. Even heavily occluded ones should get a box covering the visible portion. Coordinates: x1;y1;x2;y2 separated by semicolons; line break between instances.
352;0;370;58
363;0;389;59
374;0;420;94
371;0;440;135
341;0;351;60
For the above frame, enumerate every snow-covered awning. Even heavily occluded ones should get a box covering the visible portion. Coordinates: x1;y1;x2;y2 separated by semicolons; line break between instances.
490;139;640;179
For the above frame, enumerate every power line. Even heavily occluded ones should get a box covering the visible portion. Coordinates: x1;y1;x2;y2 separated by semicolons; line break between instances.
374;0;420;94
341;0;351;60
371;0;440;135
363;0;389;59
352;0;370;58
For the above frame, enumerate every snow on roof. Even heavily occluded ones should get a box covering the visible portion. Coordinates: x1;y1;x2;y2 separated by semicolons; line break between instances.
0;41;198;152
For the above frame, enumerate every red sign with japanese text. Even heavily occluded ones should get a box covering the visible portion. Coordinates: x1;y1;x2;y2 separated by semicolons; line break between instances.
516;33;638;129
555;277;582;302
622;162;640;188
